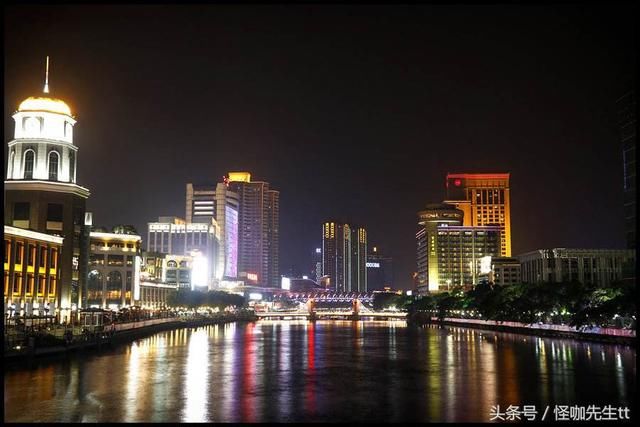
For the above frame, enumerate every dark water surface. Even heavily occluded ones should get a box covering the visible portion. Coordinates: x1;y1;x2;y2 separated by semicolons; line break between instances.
4;320;636;422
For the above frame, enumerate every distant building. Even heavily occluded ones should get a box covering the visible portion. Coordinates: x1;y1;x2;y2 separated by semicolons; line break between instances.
185;182;239;281
517;248;635;287
478;256;521;286
4;75;91;321
4;225;63;316
313;247;322;284
225;172;279;287
366;245;393;291
322;221;367;292
137;252;193;308
617;90;636;251
146;216;219;289
444;173;512;257
87;231;141;309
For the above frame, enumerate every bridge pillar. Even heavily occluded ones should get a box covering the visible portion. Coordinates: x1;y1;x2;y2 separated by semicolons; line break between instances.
352;299;360;314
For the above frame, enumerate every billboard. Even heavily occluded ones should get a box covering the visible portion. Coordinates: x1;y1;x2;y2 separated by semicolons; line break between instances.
225;206;238;278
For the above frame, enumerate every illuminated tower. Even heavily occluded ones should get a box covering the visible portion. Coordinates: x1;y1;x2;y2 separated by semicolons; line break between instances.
4;58;90;320
444;173;511;257
225;172;279;287
322;221;367;292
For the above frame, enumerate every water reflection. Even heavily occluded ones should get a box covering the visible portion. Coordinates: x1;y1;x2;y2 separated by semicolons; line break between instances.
4;321;636;423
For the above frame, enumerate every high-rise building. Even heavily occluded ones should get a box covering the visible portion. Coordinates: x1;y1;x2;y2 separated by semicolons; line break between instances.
366;245;393;291
4;63;90;321
185;182;239;281
517;248;635;287
185;183;216;224
444;173;512;257
322;221;367;292
416;203;501;292
225;172;279;287
617;90;636;250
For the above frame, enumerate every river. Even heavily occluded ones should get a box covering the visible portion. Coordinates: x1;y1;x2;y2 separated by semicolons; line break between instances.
3;320;636;422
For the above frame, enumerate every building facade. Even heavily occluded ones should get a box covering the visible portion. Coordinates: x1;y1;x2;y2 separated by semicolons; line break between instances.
416;203;465;291
4;73;90;321
4;225;63;317
185;182;240;281
366;246;393;291
225;172;280;287
517;248;635;287
146;216;219;289
87;231;141;309
444;173;512;257
478;256;521;287
322;221;367;292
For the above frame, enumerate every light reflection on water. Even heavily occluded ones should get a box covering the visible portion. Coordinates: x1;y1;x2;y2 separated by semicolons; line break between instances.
3;321;636;423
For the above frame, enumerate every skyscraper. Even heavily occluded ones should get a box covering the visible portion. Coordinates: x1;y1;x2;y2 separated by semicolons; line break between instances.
444;173;512;257
225;172;280;287
5;62;90;320
617;90;636;250
322;221;367;292
366;245;394;291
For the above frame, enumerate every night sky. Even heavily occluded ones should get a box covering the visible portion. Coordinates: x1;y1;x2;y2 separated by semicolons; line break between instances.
4;5;636;289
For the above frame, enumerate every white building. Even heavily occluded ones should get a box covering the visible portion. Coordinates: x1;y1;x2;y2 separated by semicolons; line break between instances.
146;216;219;290
517;248;635;286
88;231;141;310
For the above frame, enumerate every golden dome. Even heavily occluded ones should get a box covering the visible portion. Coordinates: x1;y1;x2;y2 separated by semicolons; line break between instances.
18;96;72;116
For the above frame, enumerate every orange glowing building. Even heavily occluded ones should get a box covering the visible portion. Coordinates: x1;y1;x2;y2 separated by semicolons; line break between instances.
444;173;512;257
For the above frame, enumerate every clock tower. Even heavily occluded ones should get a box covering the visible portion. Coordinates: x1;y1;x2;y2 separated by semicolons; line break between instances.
4;58;91;321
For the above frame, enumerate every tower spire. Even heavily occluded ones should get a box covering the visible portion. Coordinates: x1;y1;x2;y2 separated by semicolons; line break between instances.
43;56;50;94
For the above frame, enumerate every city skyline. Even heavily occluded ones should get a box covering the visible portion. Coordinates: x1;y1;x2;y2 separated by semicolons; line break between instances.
4;5;635;289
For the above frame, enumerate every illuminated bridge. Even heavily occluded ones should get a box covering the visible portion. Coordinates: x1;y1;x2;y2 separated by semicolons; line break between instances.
255;297;407;321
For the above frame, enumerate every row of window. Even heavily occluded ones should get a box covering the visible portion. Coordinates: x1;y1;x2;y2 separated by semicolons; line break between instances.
5;240;59;270
89;254;135;266
12;202;64;223
8;149;75;181
4;272;57;296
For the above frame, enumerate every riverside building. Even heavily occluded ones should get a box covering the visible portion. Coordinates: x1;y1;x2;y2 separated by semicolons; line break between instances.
87;230;141;309
517;248;635;287
416;203;501;293
4;225;63;317
4;60;90;322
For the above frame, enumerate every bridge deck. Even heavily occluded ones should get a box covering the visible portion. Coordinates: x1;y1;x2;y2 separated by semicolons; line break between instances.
256;311;407;319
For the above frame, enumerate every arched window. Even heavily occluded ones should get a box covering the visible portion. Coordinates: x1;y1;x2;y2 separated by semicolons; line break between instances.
8;150;15;179
107;271;123;303
48;151;59;181
167;260;178;268
23;150;35;179
69;150;75;182
87;270;103;305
